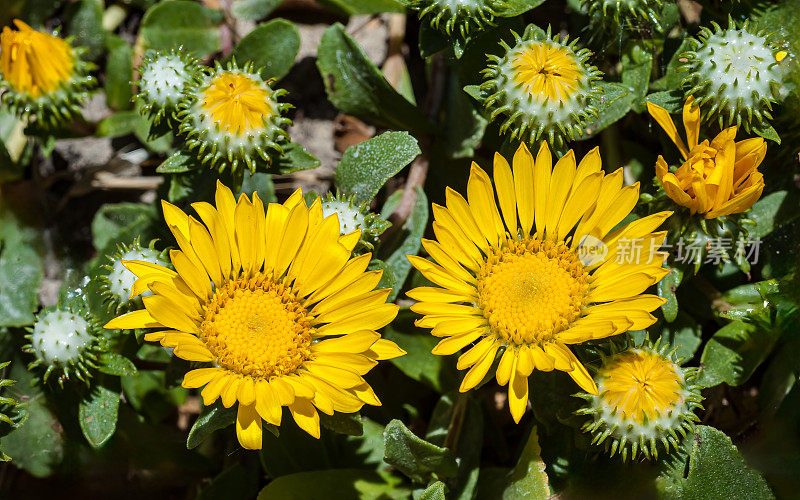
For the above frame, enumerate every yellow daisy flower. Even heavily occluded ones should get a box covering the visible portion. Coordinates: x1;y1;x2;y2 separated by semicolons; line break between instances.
407;143;672;423
647;97;766;219
105;182;404;449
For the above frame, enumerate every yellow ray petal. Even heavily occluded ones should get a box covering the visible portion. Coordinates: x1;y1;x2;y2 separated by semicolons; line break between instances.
513;143;535;237
236;403;263;450
493;152;517;234
104;309;160;330
508;368;529;423
647;100;688;158
289;398;321;438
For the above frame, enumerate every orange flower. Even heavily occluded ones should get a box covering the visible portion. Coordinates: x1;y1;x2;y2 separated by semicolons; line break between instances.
647;97;766;218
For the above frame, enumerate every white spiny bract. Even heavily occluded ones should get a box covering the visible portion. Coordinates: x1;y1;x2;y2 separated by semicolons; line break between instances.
405;0;502;38
30;310;91;365
320;193;391;252
322;199;366;235
136;48;201;123
681;22;785;130
25;308;102;386
480;26;602;149
176;61;292;174
576;342;703;462
106;247;165;304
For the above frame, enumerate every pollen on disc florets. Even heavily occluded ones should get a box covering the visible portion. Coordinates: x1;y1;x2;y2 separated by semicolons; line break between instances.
480;25;603;149
24;306;104;387
201;273;313;379
177;60;292;174
320;192;390;252
477;238;590;345
576;342;703;461
405;0;504;38
99;239;170;311
681;20;786;131
0;19;96;130
136;48;201;124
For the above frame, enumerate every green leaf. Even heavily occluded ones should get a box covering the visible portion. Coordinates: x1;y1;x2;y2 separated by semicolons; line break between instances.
752;122;781;144
697;320;780;388
105;35;134;110
425;393;483;500
420;481;447;500
443;74;487;159
382;310;458;393
335;131;421;204
500;426;550;500
187;402;237;449
319;412;364;436
382;187;428;300
156;151;196;174
241;170;277;202
90;202;157;252
580;83;637;139
97;352;138;377
317;24;433;134
79;379;121;448
383;419;458;483
141;1;223;57
646;90;684;113
231;0;283;20
650;39;692;92
0;209;44;328
749;191;800;239
369;259;398;292
657;426;774;499
657;265;683;323
3;364;64;477
257;469;408;499
230;19;300;81
621;44;653;113
654;312;703;363
316;0;404;15
96;111;141;138
66;0;105;61
494;0;545;17
274;142;321;174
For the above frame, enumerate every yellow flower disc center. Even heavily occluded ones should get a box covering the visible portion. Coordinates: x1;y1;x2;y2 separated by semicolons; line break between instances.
201;274;312;379
477;239;589;345
600;350;683;424
202;72;273;135
0;20;74;97
511;42;582;102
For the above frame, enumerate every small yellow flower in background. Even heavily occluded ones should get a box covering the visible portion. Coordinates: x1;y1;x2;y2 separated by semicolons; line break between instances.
201;72;274;135
0;19;95;127
598;349;682;422
577;343;703;461
647;97;766;219
178;62;291;174
407;142;672;423
0;20;73;97
105;182;404;449
510;42;584;103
